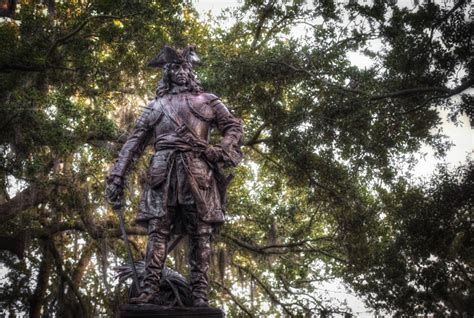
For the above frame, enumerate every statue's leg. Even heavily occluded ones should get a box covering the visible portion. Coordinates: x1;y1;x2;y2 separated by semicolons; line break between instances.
130;214;171;304
186;206;213;307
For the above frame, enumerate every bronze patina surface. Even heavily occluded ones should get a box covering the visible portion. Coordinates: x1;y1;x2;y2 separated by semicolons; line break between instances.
106;45;243;308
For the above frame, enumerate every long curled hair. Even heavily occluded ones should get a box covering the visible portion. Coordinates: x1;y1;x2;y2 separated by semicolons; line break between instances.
156;62;203;97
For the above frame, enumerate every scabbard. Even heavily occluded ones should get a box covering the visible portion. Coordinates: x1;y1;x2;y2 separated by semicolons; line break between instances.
116;206;141;295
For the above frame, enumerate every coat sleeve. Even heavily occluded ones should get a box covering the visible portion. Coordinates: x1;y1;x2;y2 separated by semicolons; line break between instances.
210;97;244;167
109;103;157;179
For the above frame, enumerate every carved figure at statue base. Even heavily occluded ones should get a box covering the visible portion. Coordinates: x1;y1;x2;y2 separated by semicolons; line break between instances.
105;45;244;310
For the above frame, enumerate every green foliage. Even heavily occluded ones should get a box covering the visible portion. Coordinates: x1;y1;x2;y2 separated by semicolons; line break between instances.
0;0;472;317
344;163;474;315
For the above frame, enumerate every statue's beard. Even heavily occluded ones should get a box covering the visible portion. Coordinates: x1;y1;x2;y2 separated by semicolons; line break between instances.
169;82;191;93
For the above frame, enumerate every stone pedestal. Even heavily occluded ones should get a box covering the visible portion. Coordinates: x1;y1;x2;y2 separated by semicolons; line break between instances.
119;304;225;318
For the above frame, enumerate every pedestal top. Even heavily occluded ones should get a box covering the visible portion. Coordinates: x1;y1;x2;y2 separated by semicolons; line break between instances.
120;304;225;318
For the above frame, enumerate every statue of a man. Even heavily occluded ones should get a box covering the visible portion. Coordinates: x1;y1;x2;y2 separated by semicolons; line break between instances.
105;45;244;307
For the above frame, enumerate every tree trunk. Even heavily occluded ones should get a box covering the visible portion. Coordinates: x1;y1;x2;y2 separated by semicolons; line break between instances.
29;245;53;318
71;243;94;288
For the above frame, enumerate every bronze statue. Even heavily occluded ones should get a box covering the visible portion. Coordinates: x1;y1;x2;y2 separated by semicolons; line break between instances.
106;45;244;308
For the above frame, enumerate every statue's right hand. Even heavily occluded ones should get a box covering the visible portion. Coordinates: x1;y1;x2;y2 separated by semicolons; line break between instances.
105;176;124;209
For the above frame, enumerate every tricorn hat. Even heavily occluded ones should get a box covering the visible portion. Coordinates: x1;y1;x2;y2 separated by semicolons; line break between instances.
147;45;201;68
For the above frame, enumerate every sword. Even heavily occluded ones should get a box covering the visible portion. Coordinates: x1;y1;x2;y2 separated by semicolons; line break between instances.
113;202;142;295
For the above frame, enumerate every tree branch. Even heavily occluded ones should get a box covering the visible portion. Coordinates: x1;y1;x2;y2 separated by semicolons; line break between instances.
267;60;316;78
255;12;294;50
399;78;474;114
233;263;294;317
212;280;254;317
370;78;474;100
46;239;87;316
221;233;337;254
272;58;473;103
0;63;46;73
251;1;276;49
244;123;268;146
41;220;147;238
46;12;143;60
0;183;54;223
70;243;94;287
278;274;325;312
249;145;284;169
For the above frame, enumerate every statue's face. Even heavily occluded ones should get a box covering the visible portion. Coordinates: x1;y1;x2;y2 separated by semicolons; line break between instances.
169;63;190;86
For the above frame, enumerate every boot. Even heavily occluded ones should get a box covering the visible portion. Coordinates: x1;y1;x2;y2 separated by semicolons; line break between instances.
189;232;212;307
192;297;209;307
130;292;154;304
139;219;170;301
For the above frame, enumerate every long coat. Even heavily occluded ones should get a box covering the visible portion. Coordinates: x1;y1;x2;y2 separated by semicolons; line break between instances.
109;91;244;227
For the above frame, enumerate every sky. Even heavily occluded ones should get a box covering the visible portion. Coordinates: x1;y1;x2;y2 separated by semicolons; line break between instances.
192;0;473;316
